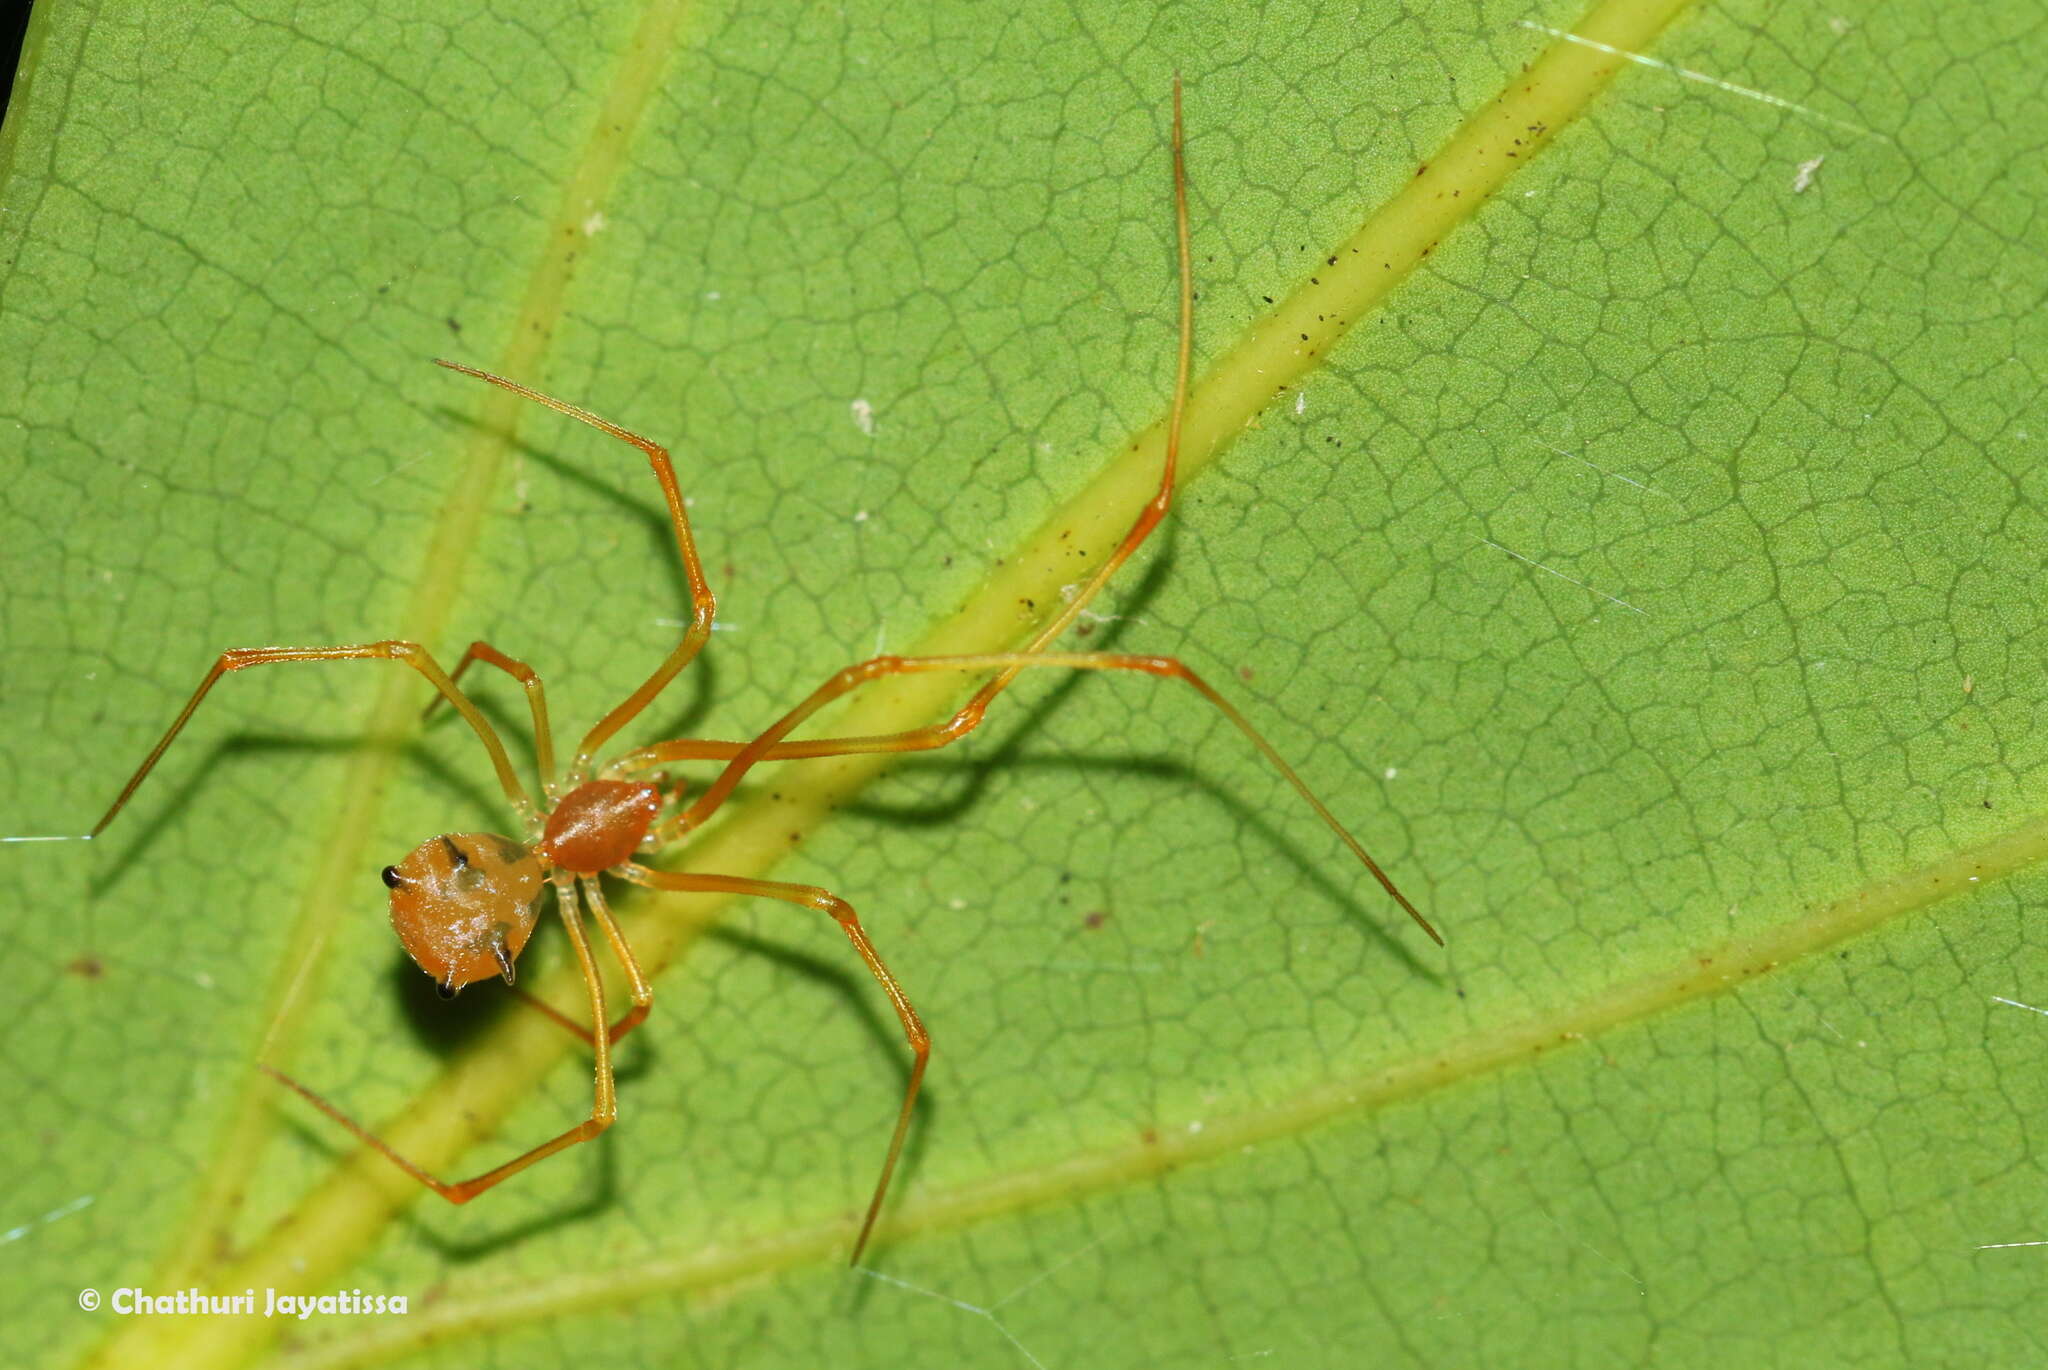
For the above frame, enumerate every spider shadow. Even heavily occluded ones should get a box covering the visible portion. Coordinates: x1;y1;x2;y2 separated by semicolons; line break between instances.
429;400;719;746
383;943;653;1101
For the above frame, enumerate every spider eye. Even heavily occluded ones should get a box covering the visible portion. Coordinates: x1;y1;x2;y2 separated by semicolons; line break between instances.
381;865;405;889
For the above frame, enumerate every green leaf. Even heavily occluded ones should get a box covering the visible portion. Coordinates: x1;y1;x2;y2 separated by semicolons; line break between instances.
5;1;2044;1367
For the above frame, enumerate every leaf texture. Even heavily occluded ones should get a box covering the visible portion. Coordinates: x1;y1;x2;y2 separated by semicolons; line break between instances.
3;1;2045;1367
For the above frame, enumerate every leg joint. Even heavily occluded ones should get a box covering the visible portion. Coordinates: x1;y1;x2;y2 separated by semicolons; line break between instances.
814;892;857;925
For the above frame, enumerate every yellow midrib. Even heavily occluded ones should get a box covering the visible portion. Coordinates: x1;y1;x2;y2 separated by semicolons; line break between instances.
87;2;1699;1366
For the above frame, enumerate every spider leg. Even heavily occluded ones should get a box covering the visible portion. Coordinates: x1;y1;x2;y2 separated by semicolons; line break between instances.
433;362;717;777
93;641;532;836
512;877;653;1047
263;873;618;1201
946;78;1193;697
618;863;926;1265
425;640;557;792
627;649;1436;945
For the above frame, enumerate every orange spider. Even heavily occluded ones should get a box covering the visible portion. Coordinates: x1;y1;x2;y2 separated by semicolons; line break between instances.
90;80;1439;1263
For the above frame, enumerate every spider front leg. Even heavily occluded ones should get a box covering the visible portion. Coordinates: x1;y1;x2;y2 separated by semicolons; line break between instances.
93;641;533;835
617;863;926;1265
432;361;719;777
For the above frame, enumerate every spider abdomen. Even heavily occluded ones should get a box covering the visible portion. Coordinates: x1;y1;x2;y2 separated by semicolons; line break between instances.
384;832;544;994
542;780;663;873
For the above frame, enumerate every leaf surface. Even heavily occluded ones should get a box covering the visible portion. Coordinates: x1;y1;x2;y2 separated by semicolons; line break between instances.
3;1;2045;1367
